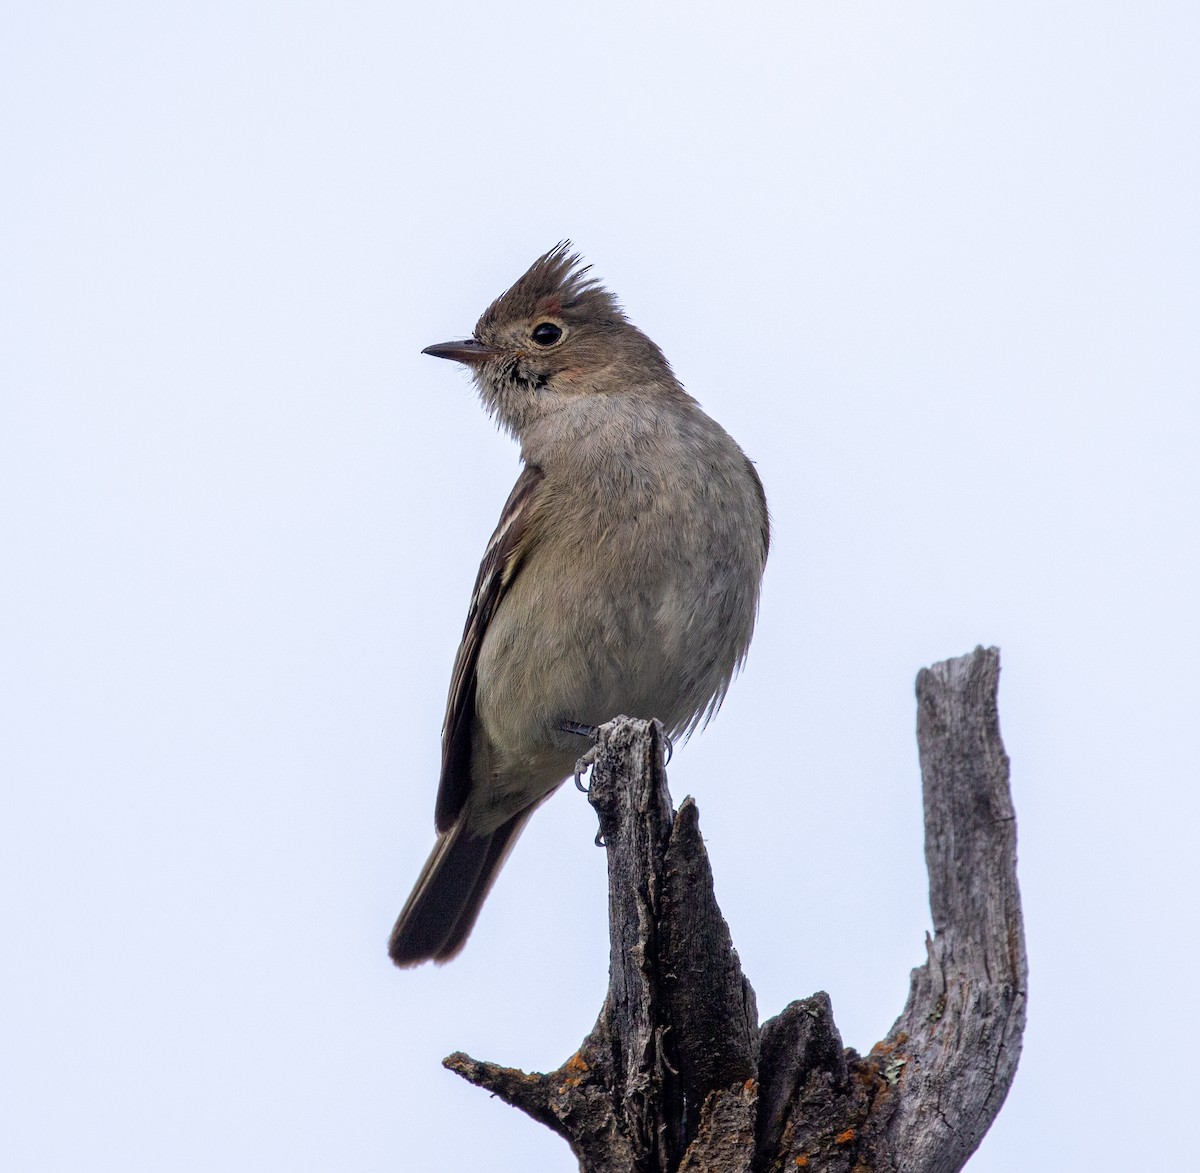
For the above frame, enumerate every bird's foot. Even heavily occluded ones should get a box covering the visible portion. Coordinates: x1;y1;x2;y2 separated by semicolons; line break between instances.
573;748;598;792
559;720;600;792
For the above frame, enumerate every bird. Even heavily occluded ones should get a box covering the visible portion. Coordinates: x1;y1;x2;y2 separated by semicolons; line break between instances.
388;244;769;966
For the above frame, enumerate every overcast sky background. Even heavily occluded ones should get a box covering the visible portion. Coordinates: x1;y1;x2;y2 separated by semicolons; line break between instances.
3;3;1197;1169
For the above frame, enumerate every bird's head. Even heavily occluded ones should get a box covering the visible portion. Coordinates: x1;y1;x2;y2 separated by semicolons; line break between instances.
422;243;677;436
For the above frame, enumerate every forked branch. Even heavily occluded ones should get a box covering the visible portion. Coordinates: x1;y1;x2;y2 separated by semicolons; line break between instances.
444;646;1026;1171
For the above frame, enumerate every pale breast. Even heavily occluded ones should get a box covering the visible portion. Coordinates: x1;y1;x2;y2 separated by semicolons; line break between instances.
476;400;765;770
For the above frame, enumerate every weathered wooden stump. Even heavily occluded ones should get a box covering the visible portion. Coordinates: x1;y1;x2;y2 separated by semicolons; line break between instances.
445;646;1026;1172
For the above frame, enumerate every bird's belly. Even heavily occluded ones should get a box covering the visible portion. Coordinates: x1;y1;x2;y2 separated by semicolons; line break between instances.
474;545;750;768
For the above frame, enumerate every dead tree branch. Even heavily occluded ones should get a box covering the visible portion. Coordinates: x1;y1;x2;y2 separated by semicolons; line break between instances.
444;646;1026;1171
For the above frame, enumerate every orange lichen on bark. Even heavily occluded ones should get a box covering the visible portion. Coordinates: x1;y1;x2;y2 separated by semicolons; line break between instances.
868;1032;908;1058
834;1128;856;1145
557;1051;592;1092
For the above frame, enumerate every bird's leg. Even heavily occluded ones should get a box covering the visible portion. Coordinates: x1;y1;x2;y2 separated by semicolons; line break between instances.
573;747;598;792
558;720;600;792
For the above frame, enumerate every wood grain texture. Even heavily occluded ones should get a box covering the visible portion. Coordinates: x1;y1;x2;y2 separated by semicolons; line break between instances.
443;648;1026;1171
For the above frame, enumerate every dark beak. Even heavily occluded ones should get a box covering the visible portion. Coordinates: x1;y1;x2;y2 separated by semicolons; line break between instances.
421;338;495;365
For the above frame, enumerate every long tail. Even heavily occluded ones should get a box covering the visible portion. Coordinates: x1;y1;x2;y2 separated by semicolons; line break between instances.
388;809;533;967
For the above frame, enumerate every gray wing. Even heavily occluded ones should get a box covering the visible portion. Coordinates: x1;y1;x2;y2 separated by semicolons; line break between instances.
434;464;544;833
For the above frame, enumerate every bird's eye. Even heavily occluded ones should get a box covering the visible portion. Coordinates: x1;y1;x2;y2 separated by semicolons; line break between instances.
530;322;563;346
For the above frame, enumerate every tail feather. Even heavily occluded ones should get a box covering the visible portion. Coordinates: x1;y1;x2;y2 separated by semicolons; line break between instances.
388;810;533;967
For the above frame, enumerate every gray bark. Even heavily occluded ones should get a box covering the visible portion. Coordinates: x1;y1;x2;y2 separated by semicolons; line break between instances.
445;646;1026;1171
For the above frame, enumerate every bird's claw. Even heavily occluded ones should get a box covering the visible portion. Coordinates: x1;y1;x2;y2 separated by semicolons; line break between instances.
559;720;600;792
573;745;598;792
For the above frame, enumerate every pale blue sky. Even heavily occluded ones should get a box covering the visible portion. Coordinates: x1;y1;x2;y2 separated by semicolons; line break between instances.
3;3;1197;1169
